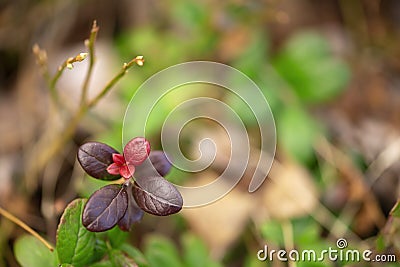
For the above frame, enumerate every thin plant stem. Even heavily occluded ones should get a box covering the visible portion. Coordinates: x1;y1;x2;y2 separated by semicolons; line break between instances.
88;56;144;108
81;20;99;105
27;20;144;196
32;44;56;104
27;56;144;184
33;40;89;107
0;207;54;252
49;52;89;93
282;220;296;267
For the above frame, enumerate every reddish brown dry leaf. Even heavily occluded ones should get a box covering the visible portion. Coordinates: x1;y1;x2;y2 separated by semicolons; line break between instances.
257;161;318;220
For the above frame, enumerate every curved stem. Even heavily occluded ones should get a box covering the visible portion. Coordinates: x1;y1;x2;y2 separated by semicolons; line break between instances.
27;20;144;194
88;56;144;108
0;207;54;252
81;20;99;105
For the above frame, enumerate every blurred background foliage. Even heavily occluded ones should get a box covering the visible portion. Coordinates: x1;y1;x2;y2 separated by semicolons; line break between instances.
1;0;400;266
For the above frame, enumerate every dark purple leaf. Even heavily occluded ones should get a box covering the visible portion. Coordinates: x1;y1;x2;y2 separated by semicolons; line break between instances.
77;142;121;180
135;151;172;178
118;183;144;231
123;137;150;166
83;184;128;232
133;176;183;216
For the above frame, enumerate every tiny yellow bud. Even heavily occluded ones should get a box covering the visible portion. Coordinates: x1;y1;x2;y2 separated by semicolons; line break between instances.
76;53;88;61
67;63;73;69
135;55;144;66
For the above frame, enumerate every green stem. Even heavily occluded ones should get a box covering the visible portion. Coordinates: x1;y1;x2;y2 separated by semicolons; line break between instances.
27;21;144;193
81;21;99;105
27;57;143;181
88;56;143;108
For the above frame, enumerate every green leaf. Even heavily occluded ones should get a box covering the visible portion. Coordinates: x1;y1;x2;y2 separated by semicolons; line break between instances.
390;200;400;218
56;199;97;267
226;71;282;127
274;32;350;103
14;235;58;267
109;249;138;267
78;175;110;199
108;226;129;248
144;235;183;267
120;243;149;267
260;220;284;247
91;239;108;263
182;233;208;267
278;106;321;163
244;254;266;267
89;261;113;267
182;233;222;267
375;234;386;252
292;217;320;245
298;262;331;267
172;0;208;31
233;30;269;80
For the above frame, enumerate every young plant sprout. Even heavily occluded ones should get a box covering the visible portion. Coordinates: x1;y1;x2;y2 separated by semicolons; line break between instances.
77;137;183;232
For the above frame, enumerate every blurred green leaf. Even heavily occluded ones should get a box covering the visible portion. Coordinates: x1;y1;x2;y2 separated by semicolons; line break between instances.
78;176;110;199
233;30;269;80
171;0;217;56
89;261;113;267
278;106;321;163
144;235;183;267
172;0;208;31
121;243;149;267
260;220;284;247
257;71;284;114
291;218;333;267
14;235;58;267
116;27;184;75
108;226;129;249
182;233;222;267
56;199;97;267
375;234;386;252
298;262;330;267
292;217;320;245
224;72;280;127
109;249;138;267
91;239;108;263
244;254;268;267
165;165;190;185
224;90;258;126
274;32;350;103
96;122;123;152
